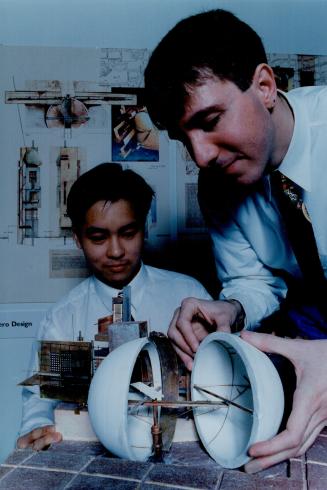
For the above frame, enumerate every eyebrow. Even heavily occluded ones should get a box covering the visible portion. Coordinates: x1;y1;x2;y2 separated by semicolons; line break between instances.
119;221;140;233
85;226;107;236
85;221;140;236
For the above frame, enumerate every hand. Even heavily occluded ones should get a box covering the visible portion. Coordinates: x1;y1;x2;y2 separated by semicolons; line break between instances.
168;298;240;370
17;425;62;451
240;331;327;473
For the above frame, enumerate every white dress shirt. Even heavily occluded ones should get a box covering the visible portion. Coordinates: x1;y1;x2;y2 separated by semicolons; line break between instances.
210;86;327;329
19;263;211;437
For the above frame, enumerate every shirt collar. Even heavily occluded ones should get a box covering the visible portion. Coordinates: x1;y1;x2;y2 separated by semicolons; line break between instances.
129;262;147;311
92;262;146;312
276;89;311;191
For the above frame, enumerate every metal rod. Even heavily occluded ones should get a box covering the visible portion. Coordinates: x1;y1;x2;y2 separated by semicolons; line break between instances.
151;404;163;461
193;384;253;414
128;399;227;408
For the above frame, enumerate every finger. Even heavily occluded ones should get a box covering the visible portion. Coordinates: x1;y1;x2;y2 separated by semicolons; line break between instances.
17;434;34;449
17;437;30;449
168;308;196;356
246;412;327;473
168;326;195;358
177;299;206;352
197;306;215;329
240;331;301;361
172;343;194;371
244;446;297;474
248;389;312;458
248;427;303;460
246;428;309;473
169;306;180;326
176;319;201;353
189;320;211;341
246;418;326;473
247;384;318;473
17;425;56;448
32;431;62;451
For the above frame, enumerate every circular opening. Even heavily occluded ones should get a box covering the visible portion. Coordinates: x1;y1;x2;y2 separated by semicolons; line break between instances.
191;339;254;468
127;342;162;460
88;338;163;462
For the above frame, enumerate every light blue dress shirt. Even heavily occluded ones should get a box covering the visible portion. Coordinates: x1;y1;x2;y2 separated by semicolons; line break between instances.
211;86;327;329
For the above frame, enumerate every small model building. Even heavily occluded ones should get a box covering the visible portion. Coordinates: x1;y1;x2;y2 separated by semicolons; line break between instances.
20;341;93;404
19;285;195;457
19;286;149;405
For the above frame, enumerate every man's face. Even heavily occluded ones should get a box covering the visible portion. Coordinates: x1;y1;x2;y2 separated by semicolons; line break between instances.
174;75;275;185
75;199;144;289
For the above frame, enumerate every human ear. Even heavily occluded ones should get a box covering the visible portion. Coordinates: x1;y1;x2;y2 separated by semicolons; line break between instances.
73;232;82;249
252;63;277;110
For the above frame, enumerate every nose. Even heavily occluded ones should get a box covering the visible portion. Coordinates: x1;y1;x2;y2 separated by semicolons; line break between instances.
188;131;219;168
106;236;124;259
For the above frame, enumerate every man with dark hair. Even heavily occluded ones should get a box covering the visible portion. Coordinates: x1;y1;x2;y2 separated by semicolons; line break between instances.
67;162;154;242
145;9;267;134
144;8;327;472
17;162;211;451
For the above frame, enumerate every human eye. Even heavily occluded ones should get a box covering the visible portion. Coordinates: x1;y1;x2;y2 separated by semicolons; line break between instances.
89;233;106;243
120;223;140;239
121;228;138;239
85;228;107;243
201;114;221;132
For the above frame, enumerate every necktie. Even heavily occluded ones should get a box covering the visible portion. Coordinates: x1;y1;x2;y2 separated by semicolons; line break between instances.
270;171;326;299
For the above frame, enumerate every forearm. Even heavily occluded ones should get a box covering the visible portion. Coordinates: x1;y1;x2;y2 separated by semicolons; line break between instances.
19;387;58;438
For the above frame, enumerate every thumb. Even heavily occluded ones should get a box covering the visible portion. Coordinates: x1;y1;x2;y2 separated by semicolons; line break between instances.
240;331;297;359
52;431;63;443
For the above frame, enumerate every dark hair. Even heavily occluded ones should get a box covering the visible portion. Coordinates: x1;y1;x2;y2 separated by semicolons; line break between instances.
67;162;154;234
144;9;267;132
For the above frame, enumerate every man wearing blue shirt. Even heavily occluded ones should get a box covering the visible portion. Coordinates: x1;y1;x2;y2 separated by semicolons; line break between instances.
144;8;327;473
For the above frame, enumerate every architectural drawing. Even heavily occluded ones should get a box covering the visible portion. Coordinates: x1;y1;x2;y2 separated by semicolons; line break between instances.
18;145;42;244
49;250;88;279
57;147;81;230
99;48;150;87
268;53;327;90
112;104;159;162
6;85;136;136
177;143;199;177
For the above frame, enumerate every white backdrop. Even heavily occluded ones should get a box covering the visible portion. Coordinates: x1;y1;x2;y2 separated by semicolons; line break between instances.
1;0;327;55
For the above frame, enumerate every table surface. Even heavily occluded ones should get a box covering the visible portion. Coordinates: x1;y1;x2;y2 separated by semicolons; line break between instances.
1;428;327;489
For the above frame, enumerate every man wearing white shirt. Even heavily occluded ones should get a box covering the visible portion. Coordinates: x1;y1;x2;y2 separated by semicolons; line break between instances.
195;86;327;333
144;8;327;472
17;162;211;451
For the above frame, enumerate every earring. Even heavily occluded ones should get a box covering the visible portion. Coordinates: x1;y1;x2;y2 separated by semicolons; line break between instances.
268;98;276;112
